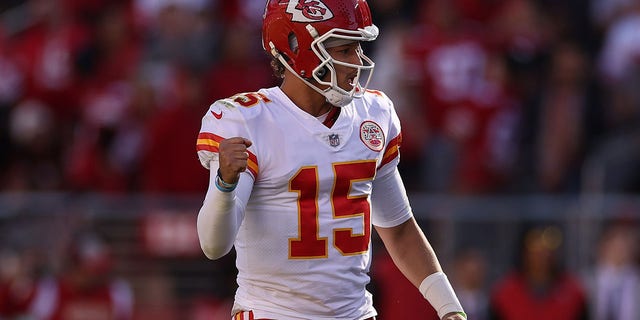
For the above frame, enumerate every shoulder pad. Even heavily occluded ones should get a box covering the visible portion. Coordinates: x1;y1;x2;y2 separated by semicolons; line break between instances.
214;91;273;120
225;91;273;107
363;89;393;109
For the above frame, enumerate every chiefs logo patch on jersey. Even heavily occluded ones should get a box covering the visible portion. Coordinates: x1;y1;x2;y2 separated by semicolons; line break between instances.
287;0;334;22
360;121;384;151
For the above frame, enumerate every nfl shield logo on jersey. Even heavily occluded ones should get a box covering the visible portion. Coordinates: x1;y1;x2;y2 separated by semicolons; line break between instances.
328;133;340;147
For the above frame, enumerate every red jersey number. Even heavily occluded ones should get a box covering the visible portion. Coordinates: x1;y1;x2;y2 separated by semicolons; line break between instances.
231;92;271;107
288;161;376;259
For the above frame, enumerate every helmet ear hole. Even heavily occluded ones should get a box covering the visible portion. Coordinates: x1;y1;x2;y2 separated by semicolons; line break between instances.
315;66;328;78
288;32;299;53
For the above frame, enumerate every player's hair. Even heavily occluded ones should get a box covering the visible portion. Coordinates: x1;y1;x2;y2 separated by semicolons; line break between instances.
270;56;285;79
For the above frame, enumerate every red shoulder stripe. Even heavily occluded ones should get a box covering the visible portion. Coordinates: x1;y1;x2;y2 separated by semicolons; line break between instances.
196;132;259;179
378;133;402;169
196;132;223;152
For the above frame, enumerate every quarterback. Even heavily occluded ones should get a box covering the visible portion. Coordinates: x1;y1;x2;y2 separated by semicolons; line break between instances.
196;0;466;319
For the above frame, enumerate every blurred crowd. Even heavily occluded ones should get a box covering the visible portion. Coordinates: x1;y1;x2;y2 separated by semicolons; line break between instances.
1;217;638;320
370;222;640;320
0;0;276;194
0;0;638;195
370;0;640;194
1;0;640;319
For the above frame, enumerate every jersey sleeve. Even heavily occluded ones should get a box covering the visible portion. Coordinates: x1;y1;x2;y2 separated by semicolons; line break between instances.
375;91;402;176
368;90;411;227
371;167;413;227
195;99;259;179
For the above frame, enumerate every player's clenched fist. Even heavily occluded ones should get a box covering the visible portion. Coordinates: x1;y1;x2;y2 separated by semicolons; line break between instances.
442;313;467;320
218;137;253;184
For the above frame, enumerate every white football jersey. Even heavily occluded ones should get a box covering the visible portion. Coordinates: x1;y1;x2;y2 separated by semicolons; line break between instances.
196;87;410;320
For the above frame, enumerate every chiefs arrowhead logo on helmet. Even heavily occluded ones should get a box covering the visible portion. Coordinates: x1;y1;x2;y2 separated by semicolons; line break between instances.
287;0;334;22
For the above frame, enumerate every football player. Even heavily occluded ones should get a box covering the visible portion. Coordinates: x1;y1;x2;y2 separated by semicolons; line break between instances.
196;1;466;319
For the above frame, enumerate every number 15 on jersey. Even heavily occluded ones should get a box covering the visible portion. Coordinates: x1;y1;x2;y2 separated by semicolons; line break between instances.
288;160;376;259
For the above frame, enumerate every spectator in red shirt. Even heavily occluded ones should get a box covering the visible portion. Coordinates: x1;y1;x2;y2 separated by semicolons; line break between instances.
30;232;133;320
139;68;209;194
0;248;39;318
203;22;276;102
489;225;588;320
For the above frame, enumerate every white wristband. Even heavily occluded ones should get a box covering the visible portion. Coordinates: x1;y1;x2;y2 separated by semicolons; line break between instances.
419;272;465;319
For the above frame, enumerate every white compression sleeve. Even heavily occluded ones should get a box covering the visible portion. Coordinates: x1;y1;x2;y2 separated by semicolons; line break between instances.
196;160;253;260
419;272;465;319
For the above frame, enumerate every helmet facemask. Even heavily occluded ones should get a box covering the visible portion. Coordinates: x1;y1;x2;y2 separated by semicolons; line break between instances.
310;25;378;106
270;24;379;107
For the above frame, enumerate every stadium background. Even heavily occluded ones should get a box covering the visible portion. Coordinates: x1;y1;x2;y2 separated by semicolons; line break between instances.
0;0;639;319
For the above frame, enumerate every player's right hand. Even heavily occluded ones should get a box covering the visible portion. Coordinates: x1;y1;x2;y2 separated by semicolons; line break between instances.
218;137;253;184
442;312;466;320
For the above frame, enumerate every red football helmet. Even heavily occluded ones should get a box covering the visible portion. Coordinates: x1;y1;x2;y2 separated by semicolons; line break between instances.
263;0;379;107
